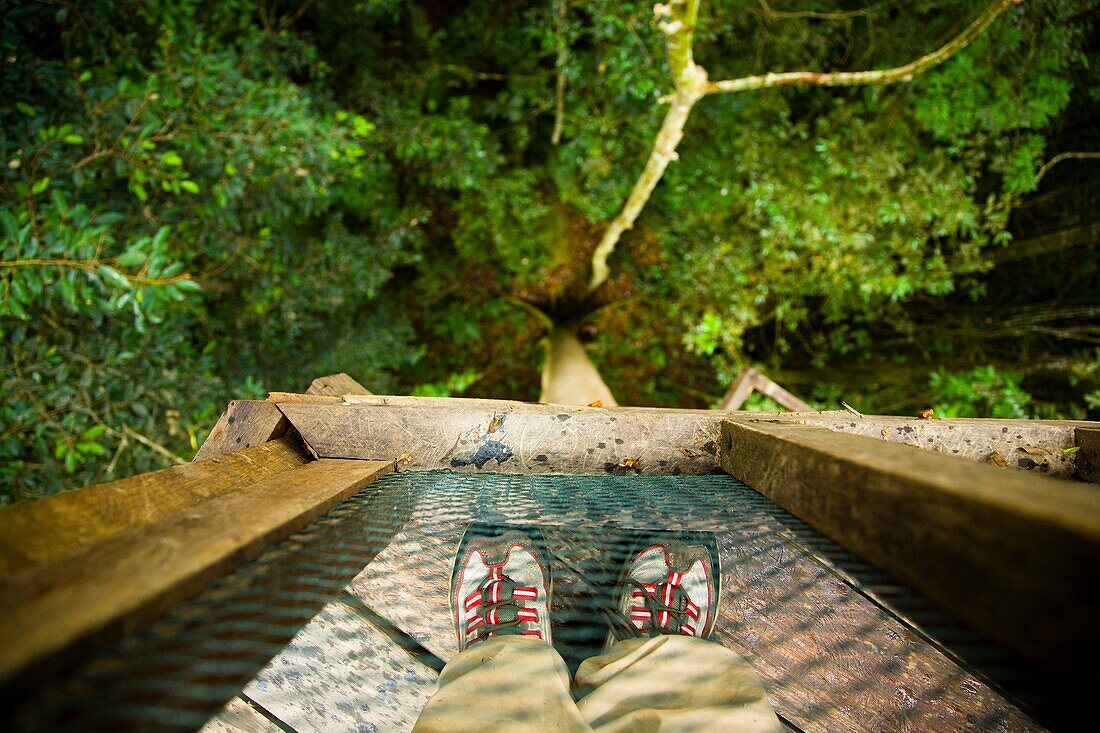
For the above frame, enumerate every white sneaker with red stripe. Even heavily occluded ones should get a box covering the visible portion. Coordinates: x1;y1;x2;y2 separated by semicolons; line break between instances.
450;523;552;650
605;535;719;647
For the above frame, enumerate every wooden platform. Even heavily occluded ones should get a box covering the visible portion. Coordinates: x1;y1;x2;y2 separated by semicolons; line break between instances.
4;388;1096;732
200;472;1043;733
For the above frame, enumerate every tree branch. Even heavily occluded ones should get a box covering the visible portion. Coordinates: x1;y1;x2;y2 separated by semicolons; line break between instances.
551;0;568;145
586;0;1022;293
706;0;1022;94
588;0;706;293
756;0;899;23
1034;151;1100;187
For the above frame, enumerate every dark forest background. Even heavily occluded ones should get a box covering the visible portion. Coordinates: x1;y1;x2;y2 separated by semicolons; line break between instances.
1;0;1097;501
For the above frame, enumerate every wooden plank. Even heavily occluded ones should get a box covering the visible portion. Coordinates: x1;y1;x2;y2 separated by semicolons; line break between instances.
1077;427;1100;483
238;597;436;733
306;372;371;396
749;371;813;412
199;697;286;733
195;400;290;460
280;400;726;475
282;396;1084;477
794;411;1082;478
720;368;812;412
267;391;343;404
0;438;308;575
719;368;757;410
719;418;1100;673
0;459;392;690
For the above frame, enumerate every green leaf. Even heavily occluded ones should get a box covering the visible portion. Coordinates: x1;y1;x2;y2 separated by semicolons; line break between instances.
31;177;51;195
76;441;106;455
116;250;147;268
15;102;35;117
179;180;200;194
130;182;148;202
161;151;183;167
63;134;84;144
224;162;237;176
1059;446;1080;455
0;210;19;242
97;264;133;290
78;70;92;83
82;424;107;440
6;294;28;319
176;279;202;292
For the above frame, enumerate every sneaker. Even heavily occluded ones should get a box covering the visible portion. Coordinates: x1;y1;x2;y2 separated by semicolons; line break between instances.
450;522;553;650
604;531;719;646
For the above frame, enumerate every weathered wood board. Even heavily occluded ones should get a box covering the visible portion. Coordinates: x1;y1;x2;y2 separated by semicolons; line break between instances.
281;401;726;475
1077;427;1100;483
229;597;437;733
0;438;307;575
720;368;812;412
0;459;392;690
344;472;1041;732
307;372;371;397
790;412;1081;477
196;400;291;460
199;697;284;733
277;397;1088;478
719;419;1100;675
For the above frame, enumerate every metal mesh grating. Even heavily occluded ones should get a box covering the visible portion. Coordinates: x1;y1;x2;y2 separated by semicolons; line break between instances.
6;471;1050;732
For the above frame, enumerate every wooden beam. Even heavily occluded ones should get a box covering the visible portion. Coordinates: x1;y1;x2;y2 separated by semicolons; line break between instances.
280;395;1086;478
279;399;726;475
307;373;371;397
719;368;812;412
0;459;392;690
1077;427;1100;483
795;411;1081;478
718;368;756;411
195;400;290;460
267;391;343;404
719;418;1100;674
0;438;308;575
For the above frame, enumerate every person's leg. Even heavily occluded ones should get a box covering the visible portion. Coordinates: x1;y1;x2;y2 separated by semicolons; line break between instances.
576;532;782;733
574;635;782;733
413;635;591;733
412;523;591;733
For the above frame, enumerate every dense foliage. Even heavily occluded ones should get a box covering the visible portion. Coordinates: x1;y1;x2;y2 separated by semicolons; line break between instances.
2;0;1097;500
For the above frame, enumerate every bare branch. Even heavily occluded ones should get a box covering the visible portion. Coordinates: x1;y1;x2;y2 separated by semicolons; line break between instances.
707;0;1023;94
1034;151;1100;187
589;0;707;293
552;0;568;145
756;0;900;23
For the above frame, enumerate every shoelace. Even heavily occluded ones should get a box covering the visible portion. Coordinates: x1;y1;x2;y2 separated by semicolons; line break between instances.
465;574;541;643
605;578;697;641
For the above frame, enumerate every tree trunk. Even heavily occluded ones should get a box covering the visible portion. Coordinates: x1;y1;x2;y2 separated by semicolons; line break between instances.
539;326;618;406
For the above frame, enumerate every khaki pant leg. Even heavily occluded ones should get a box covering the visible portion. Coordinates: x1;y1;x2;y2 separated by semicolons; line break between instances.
574;636;783;733
412;636;592;733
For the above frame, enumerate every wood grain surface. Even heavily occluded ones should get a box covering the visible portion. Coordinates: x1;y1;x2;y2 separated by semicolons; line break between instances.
278;397;1087;478
307;372;371;397
0;459;392;691
281;400;726;475
1077;427;1100;483
0;438;308;575
199;697;284;733
229;597;437;732
195;400;291;460
720;418;1100;675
